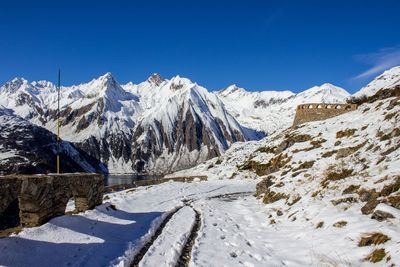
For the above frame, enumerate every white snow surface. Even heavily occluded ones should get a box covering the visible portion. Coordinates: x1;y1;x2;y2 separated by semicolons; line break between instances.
354;66;400;98
138;206;195;267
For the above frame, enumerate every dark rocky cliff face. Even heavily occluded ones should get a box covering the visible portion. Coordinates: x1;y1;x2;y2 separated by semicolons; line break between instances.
131;107;248;174
0;109;105;175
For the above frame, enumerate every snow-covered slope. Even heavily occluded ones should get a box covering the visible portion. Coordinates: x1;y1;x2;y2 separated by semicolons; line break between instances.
0;108;104;174
218;83;350;134
0;73;261;174
354;66;400;98
170;81;400;265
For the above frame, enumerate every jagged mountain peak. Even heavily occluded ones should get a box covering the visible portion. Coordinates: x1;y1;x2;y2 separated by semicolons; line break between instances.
31;80;55;89
218;84;247;96
168;75;195;91
147;73;165;86
82;72;127;98
0;77;29;94
97;72;117;85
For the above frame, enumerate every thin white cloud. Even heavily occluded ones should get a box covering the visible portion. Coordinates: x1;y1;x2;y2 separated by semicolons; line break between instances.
352;46;400;80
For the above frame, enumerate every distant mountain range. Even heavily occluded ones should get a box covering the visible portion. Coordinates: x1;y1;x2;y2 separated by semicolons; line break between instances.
1;66;399;174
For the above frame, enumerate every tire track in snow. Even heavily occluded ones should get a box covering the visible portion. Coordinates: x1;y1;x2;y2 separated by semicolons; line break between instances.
175;206;202;267
130;206;183;267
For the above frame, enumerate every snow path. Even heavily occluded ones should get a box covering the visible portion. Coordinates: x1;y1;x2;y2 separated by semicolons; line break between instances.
139;206;195;267
176;206;201;267
1;179;394;266
130;206;183;267
0;180;256;267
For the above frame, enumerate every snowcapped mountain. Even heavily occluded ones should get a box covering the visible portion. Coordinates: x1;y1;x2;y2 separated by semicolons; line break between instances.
217;83;350;134
0;73;261;174
0;108;104;174
5;68;384;174
353;66;400;98
128;75;262;173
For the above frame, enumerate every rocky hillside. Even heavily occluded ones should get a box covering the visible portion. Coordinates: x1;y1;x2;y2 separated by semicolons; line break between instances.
0;108;105;174
170;71;400;265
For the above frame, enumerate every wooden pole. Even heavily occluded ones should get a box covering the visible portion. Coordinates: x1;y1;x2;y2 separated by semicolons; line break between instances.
57;69;60;174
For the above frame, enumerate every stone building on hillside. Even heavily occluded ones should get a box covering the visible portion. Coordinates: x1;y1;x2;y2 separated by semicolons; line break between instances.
293;103;357;126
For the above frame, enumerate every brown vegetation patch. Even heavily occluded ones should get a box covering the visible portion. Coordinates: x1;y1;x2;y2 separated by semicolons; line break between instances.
379;128;400;141
343;184;360;194
293;161;315;172
334;140;342;146
387;195;400;208
287;195;301;206
263;191;289;204
285;133;312;143
380;176;400;197
321;150;337;158
321;169;353;187
311;190;320;197
364;248;386;263
372;210;395;221
316;221;324;228
255;176;274;197
335;142;366;159
384;112;396;120
255;146;276;154
331;197;358;206
291;171;302;177
376;157;385;165
239;153;292;176
333;221;347;228
0;226;22;238
336;129;356;138
358;232;390;247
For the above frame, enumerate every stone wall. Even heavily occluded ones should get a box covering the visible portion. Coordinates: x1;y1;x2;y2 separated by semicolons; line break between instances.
292;103;357;126
0;173;103;229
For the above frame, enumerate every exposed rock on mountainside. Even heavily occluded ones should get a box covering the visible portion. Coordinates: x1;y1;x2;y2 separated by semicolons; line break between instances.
0;108;104;174
0;73;261;174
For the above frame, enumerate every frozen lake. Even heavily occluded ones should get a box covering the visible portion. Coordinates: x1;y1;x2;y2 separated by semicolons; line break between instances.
104;174;162;186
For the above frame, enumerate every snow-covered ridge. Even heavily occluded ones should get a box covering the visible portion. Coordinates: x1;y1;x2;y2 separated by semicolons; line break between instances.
217;82;350;134
354;66;400;98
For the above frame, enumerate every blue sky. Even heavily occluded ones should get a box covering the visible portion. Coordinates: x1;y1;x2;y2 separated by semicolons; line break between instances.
0;0;399;93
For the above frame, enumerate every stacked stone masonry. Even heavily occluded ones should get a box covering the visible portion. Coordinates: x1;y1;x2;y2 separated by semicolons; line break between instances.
0;173;103;229
293;103;357;126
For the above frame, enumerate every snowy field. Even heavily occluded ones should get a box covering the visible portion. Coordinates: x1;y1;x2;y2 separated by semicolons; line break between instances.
1;177;398;266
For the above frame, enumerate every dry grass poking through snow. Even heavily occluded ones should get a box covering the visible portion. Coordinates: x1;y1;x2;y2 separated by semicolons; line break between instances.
358;232;391;247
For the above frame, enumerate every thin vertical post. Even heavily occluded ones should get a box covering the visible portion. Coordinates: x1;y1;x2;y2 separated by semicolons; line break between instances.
57;69;60;174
